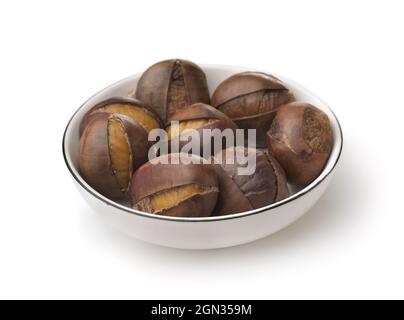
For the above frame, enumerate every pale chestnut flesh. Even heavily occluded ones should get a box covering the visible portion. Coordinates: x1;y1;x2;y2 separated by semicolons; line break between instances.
166;61;189;119
165;103;238;156
108;117;132;192
79;97;162;135
79;113;149;200
96;103;161;132
130;154;219;217
135;184;219;215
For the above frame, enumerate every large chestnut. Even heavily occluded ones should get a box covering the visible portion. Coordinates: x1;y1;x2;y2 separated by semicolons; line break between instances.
135;59;210;122
211;72;294;147
80;97;162;135
166;103;238;156
267;102;333;186
212;146;289;215
79;113;149;199
131;153;219;217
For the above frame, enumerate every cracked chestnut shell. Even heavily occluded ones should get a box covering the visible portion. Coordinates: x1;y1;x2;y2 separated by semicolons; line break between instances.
79;97;162;136
131;153;219;217
166;103;238;156
212;146;289;216
211;72;294;147
79;113;149;200
267;102;333;186
135;59;210;123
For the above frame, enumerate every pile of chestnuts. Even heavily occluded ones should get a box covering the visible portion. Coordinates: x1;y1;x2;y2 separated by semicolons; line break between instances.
79;59;333;218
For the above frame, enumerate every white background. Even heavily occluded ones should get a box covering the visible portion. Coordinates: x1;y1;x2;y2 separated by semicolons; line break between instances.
0;0;403;299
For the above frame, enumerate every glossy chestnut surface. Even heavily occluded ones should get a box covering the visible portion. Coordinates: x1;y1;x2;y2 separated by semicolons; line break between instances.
131;153;219;217
79;113;149;200
135;59;210;123
211;72;294;147
79;96;162;135
212;146;288;215
267;102;333;186
166;103;238;156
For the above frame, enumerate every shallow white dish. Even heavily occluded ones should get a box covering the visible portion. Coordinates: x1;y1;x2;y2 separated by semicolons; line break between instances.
63;65;343;249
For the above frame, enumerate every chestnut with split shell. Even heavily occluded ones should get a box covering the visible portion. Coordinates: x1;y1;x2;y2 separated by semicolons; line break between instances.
212;146;289;216
79;113;149;200
131;153;219;217
63;64;344;249
79;97;162;135
211;72;294;147
267;102;333;187
135;59;210;123
166;103;238;157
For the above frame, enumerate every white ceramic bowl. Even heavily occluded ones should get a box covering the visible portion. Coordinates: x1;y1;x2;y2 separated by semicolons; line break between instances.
63;65;343;249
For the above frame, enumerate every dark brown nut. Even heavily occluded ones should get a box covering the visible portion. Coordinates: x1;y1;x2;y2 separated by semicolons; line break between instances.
166;103;238;156
211;72;294;147
135;59;210;123
131;153;219;217
79;97;162;136
79;113;149;200
212;146;289;215
267;102;333;186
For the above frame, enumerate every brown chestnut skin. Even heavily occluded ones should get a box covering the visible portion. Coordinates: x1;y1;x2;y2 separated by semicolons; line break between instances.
131;153;219;217
166;103;238;157
79;97;162;136
267;102;333;187
135;59;210;123
212;146;289;216
79;113;150;200
211;72;294;147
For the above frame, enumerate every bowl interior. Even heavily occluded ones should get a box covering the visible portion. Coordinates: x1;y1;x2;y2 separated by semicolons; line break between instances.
63;65;343;221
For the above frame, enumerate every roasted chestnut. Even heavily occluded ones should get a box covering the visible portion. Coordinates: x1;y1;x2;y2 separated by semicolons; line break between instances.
211;72;294;147
131;153;219;217
166;103;238;157
135;59;210;122
212;146;289;215
267;102;333;186
79;97;162;135
79;113;149;199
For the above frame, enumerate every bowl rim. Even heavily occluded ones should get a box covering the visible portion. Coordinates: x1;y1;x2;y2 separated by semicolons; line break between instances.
62;65;343;223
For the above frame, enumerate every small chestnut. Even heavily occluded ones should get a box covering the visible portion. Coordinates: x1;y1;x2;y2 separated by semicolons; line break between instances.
166;103;238;156
79;113;149;199
131;153;219;217
211;72;294;147
135;59;210;122
80;97;162;135
267;102;333;186
212;146;289;215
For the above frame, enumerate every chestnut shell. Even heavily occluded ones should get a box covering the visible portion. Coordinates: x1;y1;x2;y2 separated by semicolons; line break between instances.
79;96;162;136
267;102;333;186
135;59;210;123
211;72;294;147
212;146;289;215
166;103;238;156
130;153;219;217
79;113;149;199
